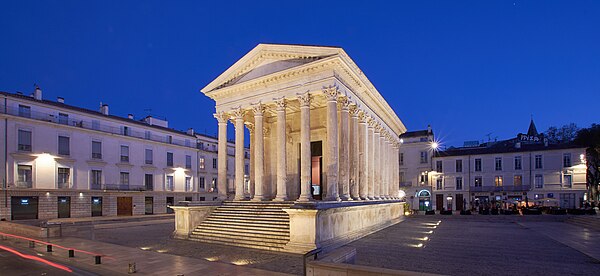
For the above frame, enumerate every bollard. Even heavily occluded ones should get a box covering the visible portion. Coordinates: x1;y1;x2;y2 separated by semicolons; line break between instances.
46;245;53;252
68;249;75;258
29;241;35;248
95;255;102;264
128;262;136;274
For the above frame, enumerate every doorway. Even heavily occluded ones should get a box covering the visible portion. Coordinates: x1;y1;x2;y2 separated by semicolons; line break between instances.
57;196;71;218
456;194;464;211
11;196;38;220
91;197;102;217
117;197;133;216
436;194;444;211
145;197;154;215
311;141;323;200
166;197;174;213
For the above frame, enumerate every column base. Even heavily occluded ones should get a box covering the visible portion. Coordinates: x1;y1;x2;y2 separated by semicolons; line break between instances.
273;196;289;202
324;196;341;202
340;194;352;201
251;196;269;202
296;196;314;202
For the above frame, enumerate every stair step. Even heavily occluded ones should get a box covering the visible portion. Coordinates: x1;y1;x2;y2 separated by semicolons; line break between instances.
194;226;290;237
201;220;289;231
188;237;287;251
205;217;289;225
213;210;289;216
190;231;289;242
189;235;287;248
209;213;289;221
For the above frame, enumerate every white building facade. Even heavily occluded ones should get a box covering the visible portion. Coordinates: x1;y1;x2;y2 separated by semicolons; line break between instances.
398;127;435;211
0;88;248;220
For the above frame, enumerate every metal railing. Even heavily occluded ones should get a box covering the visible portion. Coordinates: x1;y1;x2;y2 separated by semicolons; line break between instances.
90;183;147;191
469;185;531;192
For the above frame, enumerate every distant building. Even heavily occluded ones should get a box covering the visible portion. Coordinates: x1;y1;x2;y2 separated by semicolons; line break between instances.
398;126;435;211
0;87;249;220
431;120;586;211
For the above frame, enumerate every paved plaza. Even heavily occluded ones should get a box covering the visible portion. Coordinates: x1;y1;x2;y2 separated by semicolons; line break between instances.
53;215;600;276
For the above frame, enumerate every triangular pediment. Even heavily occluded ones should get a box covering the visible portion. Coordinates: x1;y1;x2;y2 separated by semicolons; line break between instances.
202;44;342;93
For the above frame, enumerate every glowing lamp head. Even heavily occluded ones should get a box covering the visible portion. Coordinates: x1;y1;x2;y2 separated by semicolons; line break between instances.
431;142;439;150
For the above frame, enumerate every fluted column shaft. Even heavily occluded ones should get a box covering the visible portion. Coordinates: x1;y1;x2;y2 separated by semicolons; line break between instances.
373;129;381;199
349;107;360;200
215;112;228;200
384;140;390;199
274;99;288;201
234;111;245;200
367;123;375;199
358;115;368;199
252;104;266;201
247;124;255;197
324;88;340;201
297;93;313;202
339;98;351;200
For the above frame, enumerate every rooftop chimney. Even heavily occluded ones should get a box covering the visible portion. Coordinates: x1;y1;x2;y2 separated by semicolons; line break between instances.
128;114;134;119
100;103;109;115
57;97;64;103
187;128;195;135
33;85;42;100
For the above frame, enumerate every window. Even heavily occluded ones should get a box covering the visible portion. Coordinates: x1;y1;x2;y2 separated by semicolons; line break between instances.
145;131;151;140
534;174;544;188
199;177;205;189
92;141;102;159
212;158;217;169
514;175;522;186
167;135;173;144
17;165;32;188
563;153;572;167
495;157;502;171
145;149;153;165
166;175;174;191
494;176;503;187
419;172;428;184
120;172;130;186
456;160;462;173
399;171;405;183
145;174;153;191
186;155;192;169
436;178;443;190
514;156;522;170
58;113;69;125
167;152;174;167
57;168;70;188
91;120;100;130
436;160;443;173
18;130;32;151
420;151;428;164
199;157;205;169
535;155;543;169
474;176;482;187
456;177;463;190
122;126;130;136
563;174;572;188
58;136;70;155
185;176;192;191
120;145;129;162
400;153;404;166
90;170;102;189
197;142;204;150
18;105;31;118
475;159;482;172
212;178;217;191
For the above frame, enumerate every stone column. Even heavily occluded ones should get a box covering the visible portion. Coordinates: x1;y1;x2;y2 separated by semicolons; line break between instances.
373;125;381;199
297;92;313;202
214;111;229;200
358;112;368;200
338;96;351;201
383;137;390;199
367;118;375;200
324;86;340;202
274;98;289;201
245;123;255;197
233;108;246;201
252;103;266;201
349;105;360;200
393;143;399;199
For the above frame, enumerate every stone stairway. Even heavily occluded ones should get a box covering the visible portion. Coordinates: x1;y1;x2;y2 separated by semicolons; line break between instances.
189;201;295;251
566;216;600;232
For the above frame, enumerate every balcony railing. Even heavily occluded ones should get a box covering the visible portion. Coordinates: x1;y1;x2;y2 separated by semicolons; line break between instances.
1;103;198;149
57;182;71;189
470;185;532;193
90;183;146;191
14;181;32;188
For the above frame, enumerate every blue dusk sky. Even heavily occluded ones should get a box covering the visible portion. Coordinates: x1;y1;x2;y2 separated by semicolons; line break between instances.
1;1;598;147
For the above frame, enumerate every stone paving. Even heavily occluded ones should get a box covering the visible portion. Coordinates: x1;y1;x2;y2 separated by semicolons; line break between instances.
349;215;600;276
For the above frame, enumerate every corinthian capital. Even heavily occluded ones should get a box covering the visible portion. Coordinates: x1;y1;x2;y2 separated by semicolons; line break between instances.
274;97;287;111
322;85;339;102
231;107;246;120
251;102;265;116
297;92;311;107
245;122;255;134
338;96;349;110
349;104;358;117
214;111;229;124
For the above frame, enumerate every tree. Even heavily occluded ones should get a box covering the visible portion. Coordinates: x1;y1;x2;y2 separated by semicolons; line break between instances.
545;123;580;143
574;124;600;205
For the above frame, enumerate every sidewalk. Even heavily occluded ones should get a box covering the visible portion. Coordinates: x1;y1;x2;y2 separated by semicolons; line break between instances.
3;235;291;275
